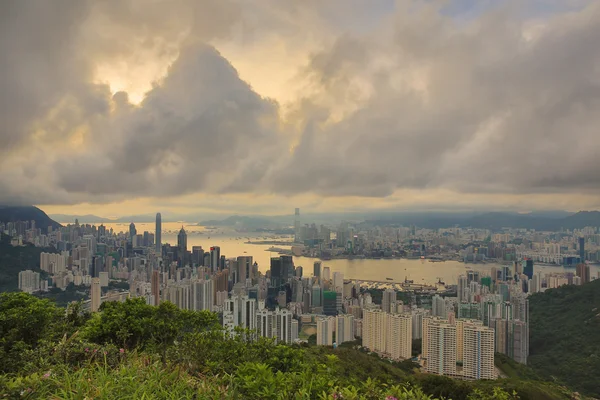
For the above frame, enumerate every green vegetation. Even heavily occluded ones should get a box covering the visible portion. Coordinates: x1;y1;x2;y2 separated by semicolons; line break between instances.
529;279;600;397
0;292;579;399
0;233;57;292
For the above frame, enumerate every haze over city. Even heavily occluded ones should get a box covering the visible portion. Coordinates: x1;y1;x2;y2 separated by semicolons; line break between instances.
2;0;600;218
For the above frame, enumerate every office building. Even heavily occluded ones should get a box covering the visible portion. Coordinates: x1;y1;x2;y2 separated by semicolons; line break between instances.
129;223;136;243
294;208;300;242
192;246;204;266
312;284;322;308
237;256;253;283
210;246;221;272
317;316;335;346
323;291;338;316
155;213;161;253
522;259;534;280
177;227;187;265
333;272;344;292
313;261;321;279
579;237;585;261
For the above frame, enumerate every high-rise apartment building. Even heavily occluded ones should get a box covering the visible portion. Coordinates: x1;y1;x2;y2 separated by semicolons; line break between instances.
387;313;412;360
18;270;40;293
382;288;396;314
151;270;160;306
223;295;256;332
336;314;355;344
455;319;483;364
576;263;590;284
91;277;101;312
424;318;457;376
191;279;213;311
458;275;468;303
463;325;496;380
317;316;335;346
362;309;387;354
333;271;344;292
508;320;529;364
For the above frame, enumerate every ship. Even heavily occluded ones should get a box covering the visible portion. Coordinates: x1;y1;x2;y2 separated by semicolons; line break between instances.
386;277;393;281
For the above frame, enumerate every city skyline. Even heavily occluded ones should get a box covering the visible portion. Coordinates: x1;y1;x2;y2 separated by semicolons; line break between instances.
1;1;600;217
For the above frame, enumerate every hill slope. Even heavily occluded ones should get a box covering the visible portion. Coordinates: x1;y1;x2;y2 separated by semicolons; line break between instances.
0;205;61;231
0;234;57;292
529;279;600;396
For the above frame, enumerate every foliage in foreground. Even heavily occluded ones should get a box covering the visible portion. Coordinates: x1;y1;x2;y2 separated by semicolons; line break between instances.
0;292;577;399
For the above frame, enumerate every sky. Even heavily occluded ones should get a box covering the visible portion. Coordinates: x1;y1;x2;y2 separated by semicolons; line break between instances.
1;0;600;218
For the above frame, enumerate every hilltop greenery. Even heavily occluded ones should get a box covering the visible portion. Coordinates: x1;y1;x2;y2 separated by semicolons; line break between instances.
529;279;600;397
0;233;57;292
0;293;578;399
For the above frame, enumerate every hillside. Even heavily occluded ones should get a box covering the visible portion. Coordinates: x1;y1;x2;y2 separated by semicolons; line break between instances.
0;234;58;292
0;293;578;400
0;205;61;231
529;279;600;397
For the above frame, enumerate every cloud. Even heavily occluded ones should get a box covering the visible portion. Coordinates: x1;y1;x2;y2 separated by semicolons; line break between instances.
0;0;600;212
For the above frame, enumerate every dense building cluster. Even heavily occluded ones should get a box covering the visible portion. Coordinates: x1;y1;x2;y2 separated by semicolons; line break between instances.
3;212;599;382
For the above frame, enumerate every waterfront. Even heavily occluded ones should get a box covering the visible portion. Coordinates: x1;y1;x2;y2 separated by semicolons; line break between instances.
96;222;600;286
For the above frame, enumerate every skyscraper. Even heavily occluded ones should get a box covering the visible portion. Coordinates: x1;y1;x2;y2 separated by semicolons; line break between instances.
177;226;187;266
294;208;300;243
210;246;221;272
270;257;283;288
313;261;321;279
155;213;162;253
579;237;585;261
522;258;534;280
129;222;136;243
280;255;294;278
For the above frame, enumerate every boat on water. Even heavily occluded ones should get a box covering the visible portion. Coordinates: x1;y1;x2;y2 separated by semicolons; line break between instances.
386;277;393;281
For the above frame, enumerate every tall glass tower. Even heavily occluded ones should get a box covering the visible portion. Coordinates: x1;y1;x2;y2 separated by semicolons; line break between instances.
155;213;162;253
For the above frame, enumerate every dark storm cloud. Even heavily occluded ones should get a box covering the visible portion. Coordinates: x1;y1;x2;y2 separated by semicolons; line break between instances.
0;0;600;206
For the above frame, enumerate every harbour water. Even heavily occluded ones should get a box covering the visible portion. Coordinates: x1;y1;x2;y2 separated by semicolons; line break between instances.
97;222;600;286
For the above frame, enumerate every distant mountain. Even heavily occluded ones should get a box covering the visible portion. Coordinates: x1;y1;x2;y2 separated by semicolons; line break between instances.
0;206;61;231
199;215;283;229
49;214;112;224
367;211;600;231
